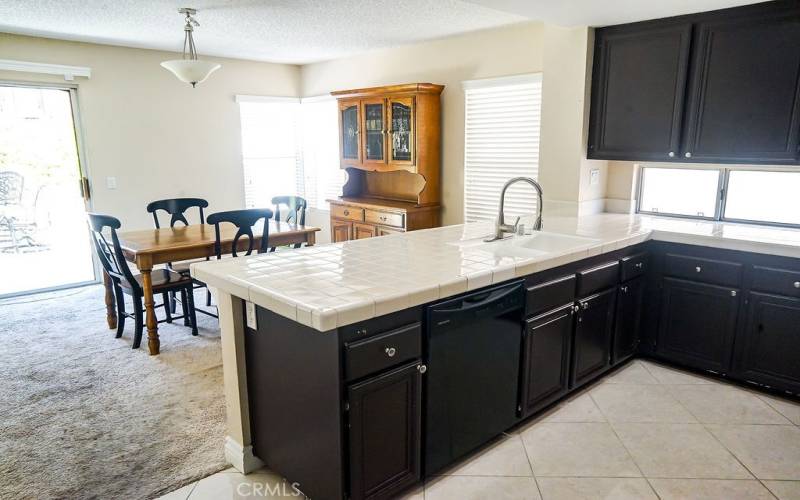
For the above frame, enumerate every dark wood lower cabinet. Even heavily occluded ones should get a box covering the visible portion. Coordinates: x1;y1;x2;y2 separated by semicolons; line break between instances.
734;292;800;394
657;278;739;373
571;288;617;388
520;304;574;417
347;361;422;500
613;276;645;364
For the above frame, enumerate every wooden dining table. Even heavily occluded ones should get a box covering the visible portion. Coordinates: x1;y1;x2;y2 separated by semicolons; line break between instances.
106;221;320;355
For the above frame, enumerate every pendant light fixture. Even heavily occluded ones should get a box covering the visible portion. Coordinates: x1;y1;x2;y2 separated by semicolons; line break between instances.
161;8;220;87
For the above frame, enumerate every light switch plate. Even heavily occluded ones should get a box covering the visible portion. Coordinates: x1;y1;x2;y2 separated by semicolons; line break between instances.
590;169;600;185
106;176;117;189
245;301;257;330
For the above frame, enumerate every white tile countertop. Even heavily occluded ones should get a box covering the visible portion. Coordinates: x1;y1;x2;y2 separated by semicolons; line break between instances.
191;213;800;332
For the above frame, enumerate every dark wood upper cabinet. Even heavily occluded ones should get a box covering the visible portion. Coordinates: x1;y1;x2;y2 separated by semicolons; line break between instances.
588;22;693;160
682;7;800;163
588;1;800;164
347;361;422;500
734;292;800;393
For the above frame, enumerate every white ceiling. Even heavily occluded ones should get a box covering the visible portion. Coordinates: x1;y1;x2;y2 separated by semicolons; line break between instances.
463;0;764;27
0;0;525;64
0;0;764;65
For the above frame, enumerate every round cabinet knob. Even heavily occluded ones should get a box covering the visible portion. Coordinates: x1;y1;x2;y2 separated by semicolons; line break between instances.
343;210;350;216
685;152;692;158
668;151;675;158
385;347;397;357
417;364;427;374
621;286;629;293
731;290;737;297
794;281;800;289
635;262;644;269
582;302;589;310
696;266;702;273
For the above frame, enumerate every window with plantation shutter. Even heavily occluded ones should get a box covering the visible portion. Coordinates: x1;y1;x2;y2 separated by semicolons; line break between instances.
463;74;542;223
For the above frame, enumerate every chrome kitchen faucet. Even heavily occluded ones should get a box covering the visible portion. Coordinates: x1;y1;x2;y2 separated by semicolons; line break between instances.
485;177;543;242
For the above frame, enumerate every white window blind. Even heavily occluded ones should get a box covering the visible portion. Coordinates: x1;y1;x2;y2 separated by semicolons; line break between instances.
237;95;342;211
463;74;542;223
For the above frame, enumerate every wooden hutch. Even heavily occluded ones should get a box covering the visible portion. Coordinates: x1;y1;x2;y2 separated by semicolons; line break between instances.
328;83;444;242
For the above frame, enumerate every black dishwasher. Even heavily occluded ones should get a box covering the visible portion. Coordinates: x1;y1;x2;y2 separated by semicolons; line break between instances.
424;280;524;475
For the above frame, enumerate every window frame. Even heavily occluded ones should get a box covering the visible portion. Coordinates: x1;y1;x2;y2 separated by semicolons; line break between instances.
635;165;800;228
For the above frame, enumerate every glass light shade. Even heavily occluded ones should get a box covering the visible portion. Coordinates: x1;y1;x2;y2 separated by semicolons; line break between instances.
160;59;221;87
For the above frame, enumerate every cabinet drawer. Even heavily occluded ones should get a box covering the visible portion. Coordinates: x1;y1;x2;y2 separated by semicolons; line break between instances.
665;253;742;287
344;323;421;381
365;209;404;228
331;204;364;222
751;266;800;298
577;261;620;297
526;275;576;317
620;252;648;282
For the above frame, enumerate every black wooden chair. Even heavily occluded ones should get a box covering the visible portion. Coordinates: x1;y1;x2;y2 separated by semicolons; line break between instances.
270;195;307;251
146;198;211;309
87;213;198;349
207;208;274;259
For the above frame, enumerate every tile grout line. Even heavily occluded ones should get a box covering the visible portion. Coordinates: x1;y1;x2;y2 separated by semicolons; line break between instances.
590;362;667;500
516;428;546;499
753;392;800;427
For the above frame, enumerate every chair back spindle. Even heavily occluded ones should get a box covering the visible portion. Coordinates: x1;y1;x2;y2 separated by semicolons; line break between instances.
87;213;141;293
272;196;307;226
206;208;273;259
146;198;209;229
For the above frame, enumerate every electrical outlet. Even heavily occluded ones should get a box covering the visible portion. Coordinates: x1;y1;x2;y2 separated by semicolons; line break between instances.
106;176;117;189
246;301;257;330
590;169;600;186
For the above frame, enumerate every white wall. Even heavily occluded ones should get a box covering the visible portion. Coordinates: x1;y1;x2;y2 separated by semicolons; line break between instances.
302;22;605;224
0;33;301;230
302;22;546;225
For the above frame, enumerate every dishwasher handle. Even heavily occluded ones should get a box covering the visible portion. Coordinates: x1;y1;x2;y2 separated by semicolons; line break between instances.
429;281;523;329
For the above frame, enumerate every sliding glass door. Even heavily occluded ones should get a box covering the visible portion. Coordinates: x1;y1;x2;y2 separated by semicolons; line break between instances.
0;83;95;297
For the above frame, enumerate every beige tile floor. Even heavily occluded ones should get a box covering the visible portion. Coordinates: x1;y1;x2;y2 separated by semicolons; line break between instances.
158;360;800;499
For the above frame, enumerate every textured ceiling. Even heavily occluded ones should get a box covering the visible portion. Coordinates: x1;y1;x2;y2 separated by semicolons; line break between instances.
0;0;526;64
463;0;763;27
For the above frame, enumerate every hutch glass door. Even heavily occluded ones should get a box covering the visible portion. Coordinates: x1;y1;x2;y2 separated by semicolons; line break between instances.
389;97;414;165
339;100;361;165
362;98;386;165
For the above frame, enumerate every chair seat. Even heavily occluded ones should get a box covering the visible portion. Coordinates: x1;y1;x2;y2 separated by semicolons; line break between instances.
121;269;191;292
168;258;208;274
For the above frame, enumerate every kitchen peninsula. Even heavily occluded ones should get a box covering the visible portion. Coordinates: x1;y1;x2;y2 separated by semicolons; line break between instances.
191;213;800;500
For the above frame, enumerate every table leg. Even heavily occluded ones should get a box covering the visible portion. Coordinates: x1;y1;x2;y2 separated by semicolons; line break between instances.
103;270;117;330
141;269;160;355
306;231;316;247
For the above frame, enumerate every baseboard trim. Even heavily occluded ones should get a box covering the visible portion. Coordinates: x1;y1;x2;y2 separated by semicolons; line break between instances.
224;436;264;474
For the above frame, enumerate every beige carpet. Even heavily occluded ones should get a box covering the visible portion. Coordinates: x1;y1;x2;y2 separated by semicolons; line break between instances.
0;285;227;499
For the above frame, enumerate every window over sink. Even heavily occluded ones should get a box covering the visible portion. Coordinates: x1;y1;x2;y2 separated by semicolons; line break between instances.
462;74;542;223
637;166;800;227
237;95;343;211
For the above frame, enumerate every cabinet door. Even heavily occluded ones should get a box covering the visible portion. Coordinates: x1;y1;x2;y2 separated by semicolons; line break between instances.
353;222;377;239
682;7;800;163
657;278;739;373
572;288;617;388
347;362;422;500
388;97;415;166
339;99;362;166
331;220;352;242
735;292;800;393
613;276;645;365
362;98;387;166
588;22;693;161
520;304;574;417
